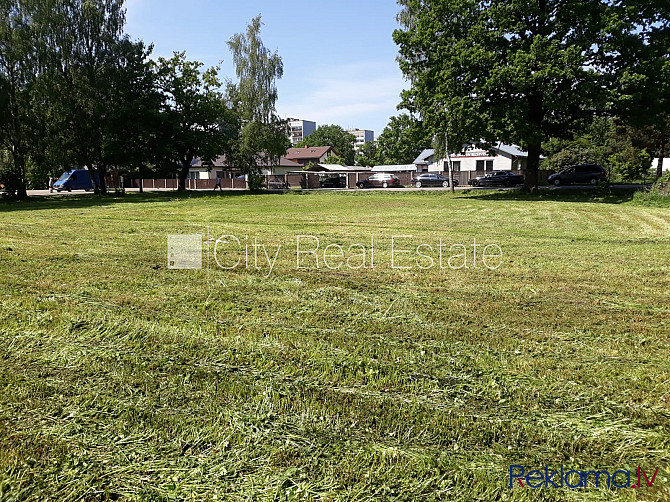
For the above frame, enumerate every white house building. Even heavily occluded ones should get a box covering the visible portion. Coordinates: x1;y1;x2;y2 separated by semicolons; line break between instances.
414;144;533;172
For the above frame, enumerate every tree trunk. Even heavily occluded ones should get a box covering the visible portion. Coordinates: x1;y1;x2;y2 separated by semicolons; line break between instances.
178;163;189;191
657;134;666;178
96;165;107;194
522;142;541;193
11;150;28;199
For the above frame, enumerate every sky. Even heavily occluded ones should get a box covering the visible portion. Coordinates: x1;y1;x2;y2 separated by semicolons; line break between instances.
124;0;409;139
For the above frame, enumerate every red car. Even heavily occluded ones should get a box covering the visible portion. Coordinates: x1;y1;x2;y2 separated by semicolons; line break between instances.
357;173;402;189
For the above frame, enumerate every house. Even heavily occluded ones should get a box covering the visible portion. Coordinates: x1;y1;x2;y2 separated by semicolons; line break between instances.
284;146;338;167
189;154;301;179
189;156;238;180
414;144;533;172
260;157;301;176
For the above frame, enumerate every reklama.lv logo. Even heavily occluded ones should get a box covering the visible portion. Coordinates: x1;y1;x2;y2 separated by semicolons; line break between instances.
510;465;659;489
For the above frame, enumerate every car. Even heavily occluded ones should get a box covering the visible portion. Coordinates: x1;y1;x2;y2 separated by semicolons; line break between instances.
468;171;525;187
547;164;607;186
357;173;402;189
320;176;347;188
411;173;459;188
53;169;97;192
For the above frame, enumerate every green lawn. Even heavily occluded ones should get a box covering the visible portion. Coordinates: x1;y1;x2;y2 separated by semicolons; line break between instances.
1;189;669;501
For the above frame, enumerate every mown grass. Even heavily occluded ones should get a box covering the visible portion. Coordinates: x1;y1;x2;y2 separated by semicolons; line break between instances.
0;189;669;501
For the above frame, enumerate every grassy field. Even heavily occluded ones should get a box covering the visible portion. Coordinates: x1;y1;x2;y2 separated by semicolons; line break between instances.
0;189;669;501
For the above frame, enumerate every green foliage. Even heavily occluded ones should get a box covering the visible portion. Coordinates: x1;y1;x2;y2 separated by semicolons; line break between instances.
324;154;346;166
0;0;45;197
227;16;287;176
542;118;655;181
650;172;670;196
246;173;265;191
394;0;662;190
295;124;356;165
354;141;378;167
611;0;669;176
608;147;652;182
227;15;282;125
375;114;431;165
154;52;237;191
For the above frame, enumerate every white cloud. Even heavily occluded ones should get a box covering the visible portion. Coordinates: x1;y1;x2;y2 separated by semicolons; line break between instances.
276;61;407;135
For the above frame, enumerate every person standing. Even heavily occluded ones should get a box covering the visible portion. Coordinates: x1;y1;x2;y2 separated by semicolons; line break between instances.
48;176;54;193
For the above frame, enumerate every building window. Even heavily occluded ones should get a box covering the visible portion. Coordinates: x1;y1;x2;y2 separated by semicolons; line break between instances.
486;160;493;171
452;161;461;172
476;160;484;171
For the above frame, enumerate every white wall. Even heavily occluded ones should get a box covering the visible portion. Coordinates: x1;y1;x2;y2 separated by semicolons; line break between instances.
652;158;670;172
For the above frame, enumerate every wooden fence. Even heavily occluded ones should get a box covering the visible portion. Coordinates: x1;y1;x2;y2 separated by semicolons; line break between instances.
127;169;554;191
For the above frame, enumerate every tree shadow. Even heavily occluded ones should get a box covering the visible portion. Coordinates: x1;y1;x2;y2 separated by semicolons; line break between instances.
0;189;264;213
457;187;639;204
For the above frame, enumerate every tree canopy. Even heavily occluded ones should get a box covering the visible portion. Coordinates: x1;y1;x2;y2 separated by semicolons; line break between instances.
295;124;356;165
227;15;289;180
394;0;666;190
375;114;432;165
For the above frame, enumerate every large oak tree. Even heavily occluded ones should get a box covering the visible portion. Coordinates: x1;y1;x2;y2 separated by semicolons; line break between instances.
394;0;662;190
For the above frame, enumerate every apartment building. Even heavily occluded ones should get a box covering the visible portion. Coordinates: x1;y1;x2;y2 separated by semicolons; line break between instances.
347;129;374;150
288;118;317;145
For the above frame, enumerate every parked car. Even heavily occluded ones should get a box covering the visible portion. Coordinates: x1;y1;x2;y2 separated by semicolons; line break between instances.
320;176;347;188
547;164;607;186
53;169;96;192
468;171;525;187
357;173;402;189
411;173;459;188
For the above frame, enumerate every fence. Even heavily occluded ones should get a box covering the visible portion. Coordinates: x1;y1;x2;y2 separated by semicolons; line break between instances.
126;169;555;191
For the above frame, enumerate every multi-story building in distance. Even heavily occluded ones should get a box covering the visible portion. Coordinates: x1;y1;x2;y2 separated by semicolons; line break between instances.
288;118;317;145
347;128;374;150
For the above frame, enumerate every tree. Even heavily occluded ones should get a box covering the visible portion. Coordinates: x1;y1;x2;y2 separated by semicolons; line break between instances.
295;124;356;165
0;0;44;198
375;113;431;165
355;141;378;167
154;52;237;192
394;0;655;191
38;0;129;194
324;154;346;166
227;15;288;180
611;1;669;177
542;117;654;181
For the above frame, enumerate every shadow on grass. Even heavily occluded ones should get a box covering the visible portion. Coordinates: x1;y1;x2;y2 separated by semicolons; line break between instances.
0;189;281;212
457;186;640;204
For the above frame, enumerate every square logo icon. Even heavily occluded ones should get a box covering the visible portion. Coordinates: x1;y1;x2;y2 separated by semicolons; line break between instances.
167;234;202;269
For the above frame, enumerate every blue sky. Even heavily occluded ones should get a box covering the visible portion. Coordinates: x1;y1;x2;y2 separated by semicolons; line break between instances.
124;0;408;138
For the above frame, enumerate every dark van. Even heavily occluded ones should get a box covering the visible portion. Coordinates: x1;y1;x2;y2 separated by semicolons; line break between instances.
53;169;96;192
547;164;607;186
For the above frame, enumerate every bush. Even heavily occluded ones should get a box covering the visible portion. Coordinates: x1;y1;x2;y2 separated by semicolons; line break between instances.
247;174;266;191
649;172;670;195
632;172;670;206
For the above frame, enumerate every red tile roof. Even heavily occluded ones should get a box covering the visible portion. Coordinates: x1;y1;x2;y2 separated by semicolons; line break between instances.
285;146;337;160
